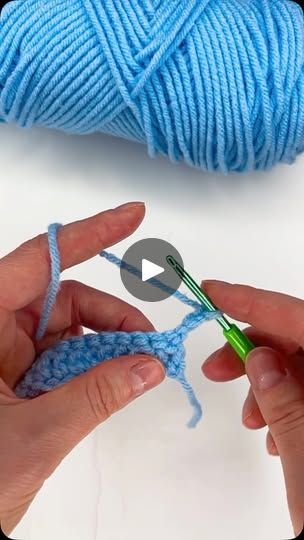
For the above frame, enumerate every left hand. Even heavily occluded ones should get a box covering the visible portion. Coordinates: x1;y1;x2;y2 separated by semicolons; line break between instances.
0;202;164;534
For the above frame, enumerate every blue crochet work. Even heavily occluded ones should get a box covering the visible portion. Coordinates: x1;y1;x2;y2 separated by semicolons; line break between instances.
1;0;304;172
15;224;220;427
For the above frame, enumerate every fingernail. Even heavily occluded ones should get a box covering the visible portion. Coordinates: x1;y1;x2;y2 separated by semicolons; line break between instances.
201;279;230;289
116;201;145;211
202;280;228;285
130;359;165;395
246;347;286;391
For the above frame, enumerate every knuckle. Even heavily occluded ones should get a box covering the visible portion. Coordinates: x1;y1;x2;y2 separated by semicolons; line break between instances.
61;279;80;291
16;234;49;267
34;233;51;267
85;372;121;423
246;292;263;322
60;279;81;304
60;280;83;322
270;399;304;439
91;218;112;249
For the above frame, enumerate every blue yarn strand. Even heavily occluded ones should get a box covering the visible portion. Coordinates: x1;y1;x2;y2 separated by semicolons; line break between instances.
15;223;220;428
1;0;304;172
36;223;62;340
100;250;200;309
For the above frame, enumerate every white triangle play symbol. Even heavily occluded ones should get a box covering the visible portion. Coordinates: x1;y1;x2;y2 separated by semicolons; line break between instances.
141;259;165;282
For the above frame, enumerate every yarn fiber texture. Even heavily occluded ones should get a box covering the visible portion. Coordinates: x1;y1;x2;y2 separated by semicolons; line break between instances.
1;0;304;172
15;224;219;428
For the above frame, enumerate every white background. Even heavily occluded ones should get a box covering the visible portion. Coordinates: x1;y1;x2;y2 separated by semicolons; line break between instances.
1;124;302;540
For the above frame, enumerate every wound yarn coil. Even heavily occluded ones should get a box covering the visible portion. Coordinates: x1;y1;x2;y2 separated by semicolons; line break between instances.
15;223;219;428
1;0;304;172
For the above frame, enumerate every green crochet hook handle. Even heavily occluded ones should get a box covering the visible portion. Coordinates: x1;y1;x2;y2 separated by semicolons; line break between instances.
167;256;255;363
223;324;255;362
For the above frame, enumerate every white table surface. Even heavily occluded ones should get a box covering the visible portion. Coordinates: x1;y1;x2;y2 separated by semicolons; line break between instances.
1;124;302;540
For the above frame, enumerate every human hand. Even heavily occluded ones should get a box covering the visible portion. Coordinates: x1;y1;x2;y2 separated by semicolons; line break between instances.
202;280;304;535
0;202;165;534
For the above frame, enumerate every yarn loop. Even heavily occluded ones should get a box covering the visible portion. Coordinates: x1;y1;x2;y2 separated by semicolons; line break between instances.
1;0;304;172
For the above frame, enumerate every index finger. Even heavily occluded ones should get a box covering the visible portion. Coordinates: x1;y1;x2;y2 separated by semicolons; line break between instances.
203;280;304;348
0;202;145;310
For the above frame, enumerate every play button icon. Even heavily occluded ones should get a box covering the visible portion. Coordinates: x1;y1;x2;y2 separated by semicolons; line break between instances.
120;238;183;302
142;259;164;282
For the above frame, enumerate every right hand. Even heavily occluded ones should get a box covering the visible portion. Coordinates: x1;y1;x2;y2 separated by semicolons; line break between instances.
202;280;304;535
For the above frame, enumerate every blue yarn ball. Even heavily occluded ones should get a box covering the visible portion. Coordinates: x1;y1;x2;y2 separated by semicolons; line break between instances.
1;0;304;172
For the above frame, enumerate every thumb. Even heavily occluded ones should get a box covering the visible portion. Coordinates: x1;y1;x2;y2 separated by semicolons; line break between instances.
28;354;164;464
246;346;304;534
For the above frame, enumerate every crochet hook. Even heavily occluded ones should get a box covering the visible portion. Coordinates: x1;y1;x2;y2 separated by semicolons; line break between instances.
166;256;254;362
